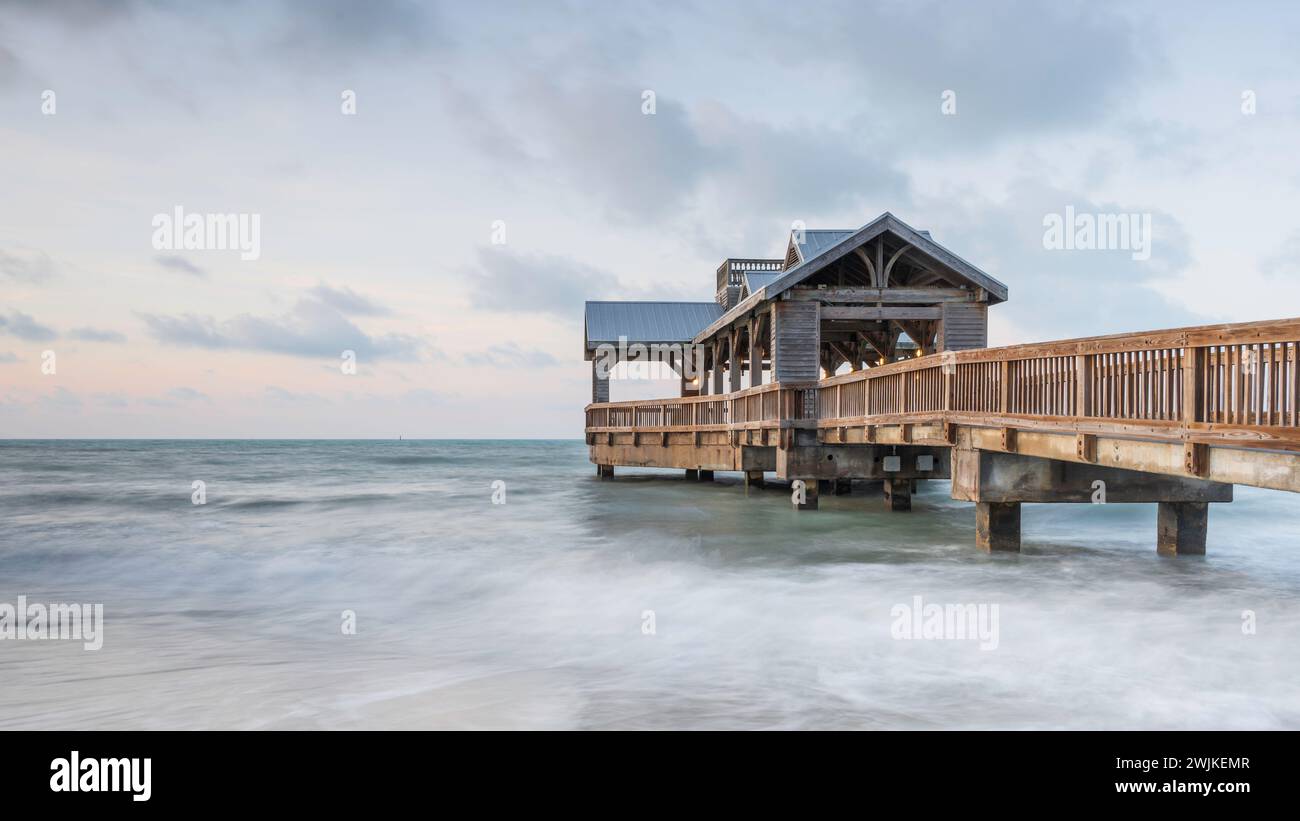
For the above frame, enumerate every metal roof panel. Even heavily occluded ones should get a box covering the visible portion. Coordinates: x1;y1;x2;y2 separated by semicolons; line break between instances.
584;301;723;345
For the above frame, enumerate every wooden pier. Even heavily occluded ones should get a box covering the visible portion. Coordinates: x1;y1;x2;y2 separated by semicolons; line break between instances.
587;317;1300;554
582;214;1300;554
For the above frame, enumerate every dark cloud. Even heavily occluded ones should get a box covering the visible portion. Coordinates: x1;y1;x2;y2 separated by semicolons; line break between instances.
0;351;18;363
467;247;613;320
754;0;1147;148
695;105;911;224
0;310;57;341
0;41;18;87
308;283;392;316
167;386;208;401
155;254;206;277
464;342;559;369
69;326;126;342
269;0;439;64
138;292;424;361
0;248;56;282
522;80;723;221
486;76;912;228
0;0;138;27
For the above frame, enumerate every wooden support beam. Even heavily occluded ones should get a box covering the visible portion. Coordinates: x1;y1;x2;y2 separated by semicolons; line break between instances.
788;287;977;303
976;502;1021;552
951;449;1233;504
1157;502;1208;556
883;244;912;285
728;327;743;393
851;248;877;286
821;306;941;321
711;339;724;394
884;478;912;511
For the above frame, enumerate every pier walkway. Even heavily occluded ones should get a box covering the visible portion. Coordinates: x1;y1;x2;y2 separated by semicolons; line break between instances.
585;318;1300;554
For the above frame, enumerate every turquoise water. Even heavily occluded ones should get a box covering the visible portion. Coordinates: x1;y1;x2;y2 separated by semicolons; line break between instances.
1;439;1298;729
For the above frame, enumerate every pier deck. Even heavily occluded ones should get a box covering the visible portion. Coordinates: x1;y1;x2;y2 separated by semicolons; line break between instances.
586;318;1300;554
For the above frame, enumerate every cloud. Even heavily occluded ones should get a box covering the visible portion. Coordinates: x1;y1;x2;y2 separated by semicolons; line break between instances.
69;326;126;343
0;351;18;363
94;393;130;408
269;0;439;64
0;311;57;341
752;0;1147;147
464;342;559;369
467;247;614;320
522;81;724;221
1260;231;1300;278
263;386;329;404
167;386;208;401
912;178;1200;342
155;254;207;277
39;387;82;411
308;284;392;316
138;291;424;361
0;248;56;282
0;42;19;88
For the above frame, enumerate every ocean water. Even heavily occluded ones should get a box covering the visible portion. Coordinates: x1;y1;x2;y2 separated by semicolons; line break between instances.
1;439;1298;730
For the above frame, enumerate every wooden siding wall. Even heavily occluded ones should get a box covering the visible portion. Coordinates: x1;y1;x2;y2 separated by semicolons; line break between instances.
940;302;988;351
592;361;610;403
771;301;820;383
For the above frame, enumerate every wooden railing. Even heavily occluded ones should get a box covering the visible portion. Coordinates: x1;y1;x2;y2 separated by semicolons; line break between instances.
585;318;1300;452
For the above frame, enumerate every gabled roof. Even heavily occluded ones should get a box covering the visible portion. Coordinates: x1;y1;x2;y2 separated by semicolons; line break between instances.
584;301;722;349
694;212;1008;344
743;271;782;293
787;230;854;267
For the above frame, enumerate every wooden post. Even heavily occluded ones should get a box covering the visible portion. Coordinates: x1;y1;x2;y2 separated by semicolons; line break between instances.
711;340;724;395
1182;347;1204;426
597;464;614;480
1157;502;1208;556
884;478;911;511
748;316;762;388
976;502;1020;552
1075;354;1091;417
729;331;743;393
1000;360;1011;413
745;470;764;495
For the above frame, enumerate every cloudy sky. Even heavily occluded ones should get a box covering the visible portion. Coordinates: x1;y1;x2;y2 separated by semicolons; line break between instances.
2;0;1300;437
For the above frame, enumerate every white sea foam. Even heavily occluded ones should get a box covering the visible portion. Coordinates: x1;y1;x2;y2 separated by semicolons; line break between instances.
0;440;1297;729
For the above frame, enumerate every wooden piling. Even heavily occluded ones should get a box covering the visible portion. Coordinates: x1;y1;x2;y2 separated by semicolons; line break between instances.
976;502;1020;552
1157;502;1208;556
884;478;912;511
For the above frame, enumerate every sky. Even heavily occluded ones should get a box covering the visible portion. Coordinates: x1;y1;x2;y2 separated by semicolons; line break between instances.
2;0;1300;437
